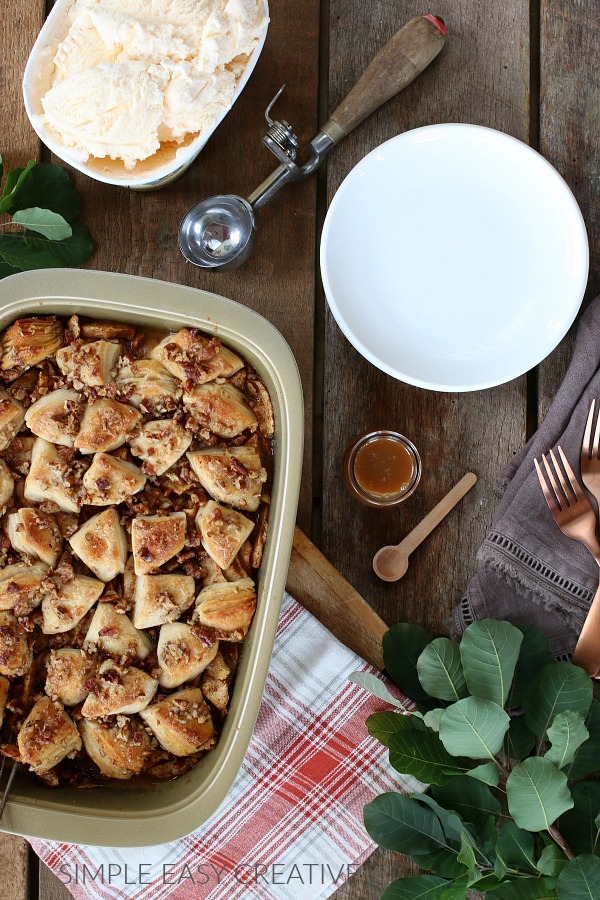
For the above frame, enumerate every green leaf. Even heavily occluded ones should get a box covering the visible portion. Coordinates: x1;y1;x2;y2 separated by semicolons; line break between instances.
465;761;500;786
14;221;93;266
559;781;600;856
562;700;600;780
460;619;523;708
424;709;445;732
507;715;537;760
2;162;81;220
350;672;420;715
388;725;468;785
431;776;501;831
522;662;593;744
509;624;556;709
467;872;510;892
536;845;566;878
11;207;72;240
364;792;455;858
0;232;66;270
417;638;468;702
367;710;426;747
0;260;21;280
506;757;573;832
384;623;435;706
544;710;589;769
381;875;454;899
457;832;477;876
493;878;558;898
495;821;537;875
439;697;510;759
411;794;471;850
555;855;600;899
0;160;36;214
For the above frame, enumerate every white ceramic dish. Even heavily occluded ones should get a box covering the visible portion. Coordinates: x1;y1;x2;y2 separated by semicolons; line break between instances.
23;0;268;190
320;123;589;392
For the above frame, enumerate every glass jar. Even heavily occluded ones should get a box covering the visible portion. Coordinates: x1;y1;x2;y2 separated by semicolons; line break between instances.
342;430;422;508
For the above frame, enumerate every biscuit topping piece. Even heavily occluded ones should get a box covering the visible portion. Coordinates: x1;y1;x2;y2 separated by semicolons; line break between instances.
45;648;96;706
196;501;254;570
82;452;146;505
131;512;187;575
69;508;127;581
41;574;104;634
128;418;192;476
140;688;216;756
157;622;218;688
24;437;80;513
17;697;82;774
7;507;63;567
0;316;63;377
193;577;257;642
183;383;257;438
24;389;83;447
81;659;158;717
187;445;266;511
0;389;26;450
0;610;33;677
79;716;151;780
84;604;153;663
56;340;120;388
74;399;142;455
150;329;243;385
132;573;195;629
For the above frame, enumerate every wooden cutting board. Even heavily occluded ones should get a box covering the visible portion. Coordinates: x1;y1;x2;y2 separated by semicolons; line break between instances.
286;526;388;670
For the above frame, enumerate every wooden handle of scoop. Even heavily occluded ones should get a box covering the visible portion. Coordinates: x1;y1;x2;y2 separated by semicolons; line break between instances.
322;15;446;141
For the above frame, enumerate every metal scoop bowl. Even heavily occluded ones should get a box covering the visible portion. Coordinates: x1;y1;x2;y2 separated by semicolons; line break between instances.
179;14;446;271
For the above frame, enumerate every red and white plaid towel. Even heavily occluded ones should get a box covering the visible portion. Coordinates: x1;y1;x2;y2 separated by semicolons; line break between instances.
30;593;418;900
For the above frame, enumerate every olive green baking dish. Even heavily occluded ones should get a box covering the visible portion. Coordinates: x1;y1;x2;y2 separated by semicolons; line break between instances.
0;269;303;846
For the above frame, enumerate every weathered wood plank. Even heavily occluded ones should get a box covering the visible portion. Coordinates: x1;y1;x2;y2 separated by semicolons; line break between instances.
39;865;69;900
537;1;600;417
323;2;530;896
323;0;530;634
0;833;30;900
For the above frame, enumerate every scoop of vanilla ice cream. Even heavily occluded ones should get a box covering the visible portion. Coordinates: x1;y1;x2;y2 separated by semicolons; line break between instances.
39;0;268;169
42;61;167;168
160;62;236;142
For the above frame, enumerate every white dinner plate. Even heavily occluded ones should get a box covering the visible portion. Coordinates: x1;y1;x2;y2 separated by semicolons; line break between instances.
320;123;589;392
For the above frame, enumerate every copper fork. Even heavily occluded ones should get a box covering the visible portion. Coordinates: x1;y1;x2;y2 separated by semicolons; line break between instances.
535;445;600;676
581;398;600;506
535;446;600;563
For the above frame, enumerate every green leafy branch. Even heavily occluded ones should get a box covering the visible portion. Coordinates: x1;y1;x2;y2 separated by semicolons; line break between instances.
0;153;93;279
353;619;600;898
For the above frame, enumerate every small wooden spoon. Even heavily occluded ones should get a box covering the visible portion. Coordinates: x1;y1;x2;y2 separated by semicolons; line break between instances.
373;472;477;582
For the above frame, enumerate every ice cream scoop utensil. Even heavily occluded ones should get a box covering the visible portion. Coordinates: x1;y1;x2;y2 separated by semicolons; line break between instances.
178;14;446;270
373;473;477;582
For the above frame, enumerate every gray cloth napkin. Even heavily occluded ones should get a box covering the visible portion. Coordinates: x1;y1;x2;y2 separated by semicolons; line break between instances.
451;297;600;657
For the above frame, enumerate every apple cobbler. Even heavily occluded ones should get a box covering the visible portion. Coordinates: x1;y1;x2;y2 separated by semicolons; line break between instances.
0;314;273;786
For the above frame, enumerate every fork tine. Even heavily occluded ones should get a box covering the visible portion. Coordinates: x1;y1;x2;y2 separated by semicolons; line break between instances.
592;402;600;461
583;399;596;459
557;445;583;501
535;457;561;511
542;451;568;508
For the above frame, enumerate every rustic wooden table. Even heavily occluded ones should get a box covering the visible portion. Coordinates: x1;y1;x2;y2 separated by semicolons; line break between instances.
1;0;599;897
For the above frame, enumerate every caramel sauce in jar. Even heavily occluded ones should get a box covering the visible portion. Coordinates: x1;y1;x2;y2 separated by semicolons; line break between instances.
342;430;421;507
